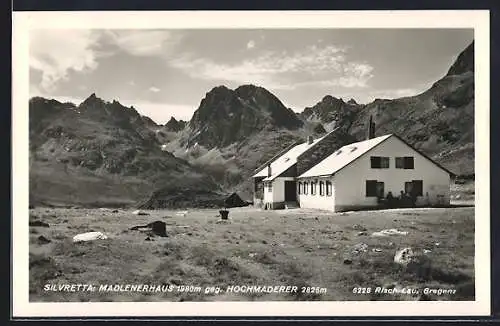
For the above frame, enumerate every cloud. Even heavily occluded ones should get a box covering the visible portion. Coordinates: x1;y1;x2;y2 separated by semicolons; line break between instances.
29;29;102;92
103;30;181;56
367;87;422;100
170;44;373;90
149;86;161;93
246;40;255;49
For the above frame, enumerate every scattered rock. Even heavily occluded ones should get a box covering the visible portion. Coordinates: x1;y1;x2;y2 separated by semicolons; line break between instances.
248;253;257;258
352;224;367;231
372;248;382;253
423;249;432;254
130;221;167;237
170;278;182;285
351;243;368;254
145;237;153;241
343;258;353;265
37;235;51;244
29;204;34;209
372;229;408;237
132;210;149;216
73;231;108;243
261;240;268;244
111;209;119;213
357;231;367;236
176;210;189;217
435;242;441;246
29;220;50;228
394;247;416;266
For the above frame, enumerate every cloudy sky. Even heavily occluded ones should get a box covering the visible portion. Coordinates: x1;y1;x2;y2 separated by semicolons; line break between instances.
29;28;473;123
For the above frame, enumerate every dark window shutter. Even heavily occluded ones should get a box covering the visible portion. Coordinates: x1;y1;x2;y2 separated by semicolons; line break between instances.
404;156;414;169
366;180;378;197
370;156;381;168
298;182;302;194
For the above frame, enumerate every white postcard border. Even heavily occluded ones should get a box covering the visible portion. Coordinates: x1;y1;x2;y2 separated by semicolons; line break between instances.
12;10;491;317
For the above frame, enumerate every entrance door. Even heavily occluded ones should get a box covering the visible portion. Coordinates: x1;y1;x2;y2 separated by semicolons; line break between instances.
284;181;297;201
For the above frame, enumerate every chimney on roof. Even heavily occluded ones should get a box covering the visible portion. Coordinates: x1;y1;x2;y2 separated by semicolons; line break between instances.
267;164;272;177
307;135;314;144
366;115;375;140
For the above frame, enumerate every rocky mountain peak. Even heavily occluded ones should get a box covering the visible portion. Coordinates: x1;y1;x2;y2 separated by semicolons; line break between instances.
446;41;474;76
164;116;186;132
184;84;303;148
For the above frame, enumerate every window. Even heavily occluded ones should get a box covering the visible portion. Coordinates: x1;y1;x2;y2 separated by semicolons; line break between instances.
370;156;389;168
326;181;332;196
405;180;423;196
366;180;384;197
396;156;414;169
298;182;302;195
311;182;316;195
267;182;272;192
404;157;414;169
319;181;325;196
304;182;308;195
395;157;404;169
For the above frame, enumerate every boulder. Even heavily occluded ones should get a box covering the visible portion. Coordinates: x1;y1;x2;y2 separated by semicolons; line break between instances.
130;221;167;237
132;210;149;216
73;231;108;242
372;229;408;237
394;247;416;266
224;192;250;208
37;235;52;244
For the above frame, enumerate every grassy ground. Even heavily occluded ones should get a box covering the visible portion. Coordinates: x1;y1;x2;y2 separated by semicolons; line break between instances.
29;205;475;302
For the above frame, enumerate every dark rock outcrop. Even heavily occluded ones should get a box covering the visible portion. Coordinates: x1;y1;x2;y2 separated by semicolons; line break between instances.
184;84;303;148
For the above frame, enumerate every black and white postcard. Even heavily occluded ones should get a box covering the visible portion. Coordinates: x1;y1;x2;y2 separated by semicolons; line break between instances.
12;10;490;317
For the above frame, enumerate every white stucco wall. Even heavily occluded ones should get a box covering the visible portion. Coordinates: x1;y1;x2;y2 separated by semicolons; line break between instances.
297;176;335;210
333;136;451;209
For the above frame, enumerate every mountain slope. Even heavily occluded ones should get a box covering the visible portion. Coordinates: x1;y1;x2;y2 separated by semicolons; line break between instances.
29;94;219;207
300;95;364;132
346;42;474;175
298;41;474;176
